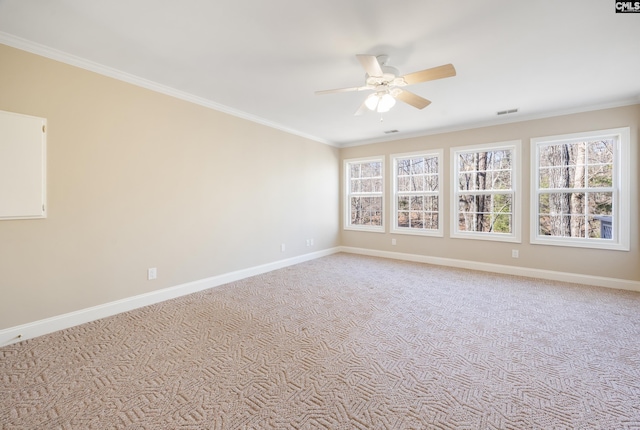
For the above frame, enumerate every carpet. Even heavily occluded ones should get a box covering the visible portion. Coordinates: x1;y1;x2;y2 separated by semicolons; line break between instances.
2;253;639;429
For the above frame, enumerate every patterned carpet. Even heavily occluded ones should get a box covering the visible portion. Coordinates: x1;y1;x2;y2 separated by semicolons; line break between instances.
1;253;640;429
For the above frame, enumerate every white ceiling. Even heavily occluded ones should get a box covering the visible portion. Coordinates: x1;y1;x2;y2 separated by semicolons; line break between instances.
1;0;639;147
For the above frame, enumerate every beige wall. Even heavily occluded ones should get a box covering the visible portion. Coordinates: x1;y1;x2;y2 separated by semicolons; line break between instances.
0;44;340;329
341;104;640;282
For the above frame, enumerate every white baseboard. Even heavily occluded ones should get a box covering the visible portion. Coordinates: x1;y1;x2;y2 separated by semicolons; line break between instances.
3;246;638;347
339;246;640;292
0;247;341;347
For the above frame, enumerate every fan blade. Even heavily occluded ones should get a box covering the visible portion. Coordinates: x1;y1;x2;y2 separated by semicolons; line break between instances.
395;89;431;109
401;64;456;85
356;54;383;77
315;85;370;95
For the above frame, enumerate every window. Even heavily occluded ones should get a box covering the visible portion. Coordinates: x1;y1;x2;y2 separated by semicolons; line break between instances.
391;150;443;236
344;157;384;232
451;141;521;242
531;127;630;250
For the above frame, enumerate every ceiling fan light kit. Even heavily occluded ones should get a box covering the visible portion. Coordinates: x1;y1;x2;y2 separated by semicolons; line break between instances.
316;54;456;115
365;92;396;113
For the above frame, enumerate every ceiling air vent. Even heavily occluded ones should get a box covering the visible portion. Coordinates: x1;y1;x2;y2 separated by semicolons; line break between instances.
384;129;399;134
497;108;519;116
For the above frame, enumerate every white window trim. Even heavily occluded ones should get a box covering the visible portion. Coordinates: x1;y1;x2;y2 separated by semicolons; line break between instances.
344;156;385;233
391;149;443;237
530;127;630;251
450;140;522;243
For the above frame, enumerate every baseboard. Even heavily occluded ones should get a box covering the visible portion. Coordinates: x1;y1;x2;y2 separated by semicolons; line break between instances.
4;246;637;347
339;246;640;292
0;247;341;347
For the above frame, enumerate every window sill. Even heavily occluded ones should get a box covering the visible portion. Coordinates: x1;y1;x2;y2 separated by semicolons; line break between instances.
344;226;385;233
450;231;521;243
530;237;629;251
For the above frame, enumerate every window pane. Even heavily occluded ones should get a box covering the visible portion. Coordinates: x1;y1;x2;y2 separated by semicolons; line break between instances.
410;158;425;174
410;175;425;192
409;211;424;228
425;174;438;191
425;157;438;174
491;150;512;170
587;164;612;188
372;178;383;193
588;140;614;165
361;162;381;177
350;179;361;193
410;196;423;211
350;164;361;178
425;196;439;212
475;171;490;191
491;194;512;213
397;176;410;192
397;211;409;227
458;213;474;232
425;214;438;229
398;196;409;210
538;215;552;236
570;215;586;237
492;214;511;233
350;197;360;225
458;153;476;172
491;170;511;190
588;215;612;239
459;173;475;191
458;194;476;213
397;159;411;176
590;192;612;216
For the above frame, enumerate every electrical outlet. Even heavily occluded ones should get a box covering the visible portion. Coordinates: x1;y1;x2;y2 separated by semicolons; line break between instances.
147;267;157;280
310;238;314;246
281;243;286;252
392;238;397;246
511;250;519;258
306;239;310;247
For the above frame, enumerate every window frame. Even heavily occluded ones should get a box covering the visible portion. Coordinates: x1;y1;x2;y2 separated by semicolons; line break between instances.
391;149;443;237
344;156;385;233
530;127;630;251
450;140;522;243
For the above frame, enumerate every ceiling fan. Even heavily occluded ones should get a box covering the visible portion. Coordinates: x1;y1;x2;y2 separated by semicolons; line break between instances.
316;54;456;115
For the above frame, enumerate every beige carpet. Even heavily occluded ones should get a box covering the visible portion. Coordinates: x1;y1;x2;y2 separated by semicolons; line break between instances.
2;253;640;429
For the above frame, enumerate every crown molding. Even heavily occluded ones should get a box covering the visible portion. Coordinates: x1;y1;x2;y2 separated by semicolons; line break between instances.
338;97;640;148
0;32;337;147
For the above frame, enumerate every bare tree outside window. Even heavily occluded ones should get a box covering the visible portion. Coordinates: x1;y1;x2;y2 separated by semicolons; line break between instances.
346;159;383;230
455;148;514;235
537;140;614;239
394;153;441;233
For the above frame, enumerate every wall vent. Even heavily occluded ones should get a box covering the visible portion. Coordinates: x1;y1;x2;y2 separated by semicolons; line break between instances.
497;108;519;116
384;129;399;134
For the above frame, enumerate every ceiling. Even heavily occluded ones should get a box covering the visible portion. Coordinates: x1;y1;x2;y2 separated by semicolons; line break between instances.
1;0;639;147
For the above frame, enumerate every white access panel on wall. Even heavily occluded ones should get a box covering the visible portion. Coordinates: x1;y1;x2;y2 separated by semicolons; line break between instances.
0;110;47;220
